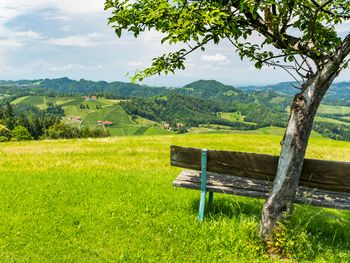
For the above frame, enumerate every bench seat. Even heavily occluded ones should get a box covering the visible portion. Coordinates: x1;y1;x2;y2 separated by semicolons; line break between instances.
173;170;350;210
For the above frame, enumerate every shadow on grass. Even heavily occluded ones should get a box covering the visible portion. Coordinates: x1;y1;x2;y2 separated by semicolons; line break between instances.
190;195;263;220
292;205;350;245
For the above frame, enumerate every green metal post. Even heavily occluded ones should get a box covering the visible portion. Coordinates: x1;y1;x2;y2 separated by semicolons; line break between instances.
198;149;208;221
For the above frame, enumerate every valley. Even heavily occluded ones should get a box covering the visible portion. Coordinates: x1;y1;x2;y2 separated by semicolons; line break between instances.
1;78;350;141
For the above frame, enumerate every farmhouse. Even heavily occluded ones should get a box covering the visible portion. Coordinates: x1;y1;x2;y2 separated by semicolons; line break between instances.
96;120;113;126
83;95;97;101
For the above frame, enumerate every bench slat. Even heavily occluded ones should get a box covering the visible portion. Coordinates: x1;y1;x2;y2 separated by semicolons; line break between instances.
171;145;350;193
173;170;350;210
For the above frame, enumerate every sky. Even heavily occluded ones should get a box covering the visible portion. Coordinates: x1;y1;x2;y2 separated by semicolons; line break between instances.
0;0;349;87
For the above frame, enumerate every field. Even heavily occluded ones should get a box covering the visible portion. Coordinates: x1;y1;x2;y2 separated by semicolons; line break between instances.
189;126;324;138
317;104;350;115
283;104;350;126
0;134;349;262
315;116;350;126
218;112;246;122
11;96;54;109
0;94;10;100
11;95;172;136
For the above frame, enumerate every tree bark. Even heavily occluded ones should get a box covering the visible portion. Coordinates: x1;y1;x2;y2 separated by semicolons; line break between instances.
259;34;350;241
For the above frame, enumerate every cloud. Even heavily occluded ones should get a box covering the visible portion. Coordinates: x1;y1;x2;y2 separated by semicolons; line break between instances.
139;30;165;43
43;12;71;21
0;1;104;18
0;39;23;47
201;53;230;65
127;61;144;67
47;33;104;47
13;30;43;39
61;26;72;32
335;22;350;35
0;30;43;49
45;63;103;72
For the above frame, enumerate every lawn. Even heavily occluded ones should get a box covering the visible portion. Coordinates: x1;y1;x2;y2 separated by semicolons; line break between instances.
0;134;349;262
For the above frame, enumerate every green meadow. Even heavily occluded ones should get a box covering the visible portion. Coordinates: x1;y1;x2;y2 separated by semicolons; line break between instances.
0;134;349;262
317;104;350;115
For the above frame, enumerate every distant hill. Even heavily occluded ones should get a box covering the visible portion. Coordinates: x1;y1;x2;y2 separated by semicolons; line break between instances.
238;81;350;105
120;92;257;131
180;79;241;100
1;77;350;141
0;77;169;99
1;77;349;105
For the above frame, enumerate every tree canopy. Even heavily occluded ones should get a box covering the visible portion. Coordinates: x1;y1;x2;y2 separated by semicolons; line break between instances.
105;0;350;82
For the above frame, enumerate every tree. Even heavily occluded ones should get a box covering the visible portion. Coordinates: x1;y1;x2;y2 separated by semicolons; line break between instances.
10;126;33;141
3;102;15;130
0;124;11;142
105;0;350;240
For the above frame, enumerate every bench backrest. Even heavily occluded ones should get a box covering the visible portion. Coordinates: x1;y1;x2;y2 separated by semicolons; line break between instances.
170;145;350;193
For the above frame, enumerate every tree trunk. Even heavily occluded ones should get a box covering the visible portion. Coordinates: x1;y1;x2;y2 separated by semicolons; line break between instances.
259;87;323;240
259;35;350;240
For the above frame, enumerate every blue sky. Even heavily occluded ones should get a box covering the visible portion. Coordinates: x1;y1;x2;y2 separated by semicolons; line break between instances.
0;1;349;87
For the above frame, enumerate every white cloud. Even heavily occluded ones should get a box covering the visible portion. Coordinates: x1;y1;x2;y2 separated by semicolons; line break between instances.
0;1;104;17
201;53;230;65
47;33;104;47
47;64;102;72
43;13;71;21
61;26;72;32
13;31;43;39
335;22;350;35
127;61;144;67
0;39;23;47
139;30;165;43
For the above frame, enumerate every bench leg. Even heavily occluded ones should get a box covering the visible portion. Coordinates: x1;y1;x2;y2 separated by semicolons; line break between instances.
198;149;208;221
208;191;214;206
198;189;206;221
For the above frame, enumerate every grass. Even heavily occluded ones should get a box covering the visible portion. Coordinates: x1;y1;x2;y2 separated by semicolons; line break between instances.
133;116;160;126
11;95;53;109
0;134;349;262
56;98;85;107
315;116;350;126
218;112;256;125
189;126;323;138
269;96;286;104
340;116;350;121
317;104;350;115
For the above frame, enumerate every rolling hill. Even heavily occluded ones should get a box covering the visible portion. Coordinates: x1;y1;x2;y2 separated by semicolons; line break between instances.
238;81;350;105
2;78;350;141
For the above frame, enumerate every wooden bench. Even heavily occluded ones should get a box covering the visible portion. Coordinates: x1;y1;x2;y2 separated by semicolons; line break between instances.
170;145;350;221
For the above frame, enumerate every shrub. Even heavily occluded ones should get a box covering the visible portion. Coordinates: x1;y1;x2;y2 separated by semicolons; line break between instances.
10;126;33;141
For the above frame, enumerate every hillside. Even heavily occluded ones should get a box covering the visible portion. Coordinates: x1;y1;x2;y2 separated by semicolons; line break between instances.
10;95;173;137
238;81;350;105
2;78;350;141
0;134;349;261
0;77;169;99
